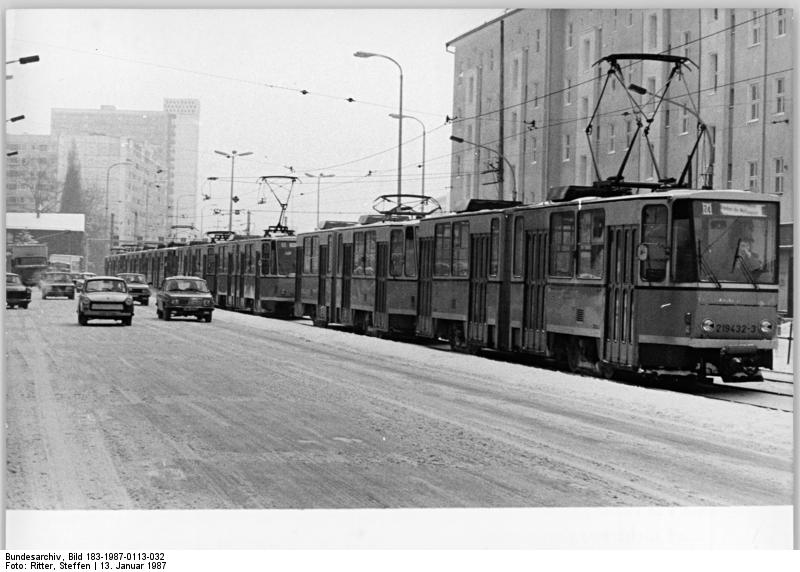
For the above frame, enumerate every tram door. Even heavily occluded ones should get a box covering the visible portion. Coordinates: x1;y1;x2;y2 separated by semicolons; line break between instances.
603;225;638;367
238;248;246;309
341;243;352;323
523;230;548;353
417;237;434;336
329;234;340;323
318;243;328;323
374;242;388;331
467;234;489;344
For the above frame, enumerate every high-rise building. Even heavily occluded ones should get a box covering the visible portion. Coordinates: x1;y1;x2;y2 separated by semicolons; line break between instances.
5;134;59;214
447;8;793;312
51;97;200;241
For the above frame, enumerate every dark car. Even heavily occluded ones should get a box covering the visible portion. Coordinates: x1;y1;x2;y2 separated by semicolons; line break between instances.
117;273;151;305
77;276;134;326
6;273;31;309
74;272;97;293
40;271;76;299
156;276;214;322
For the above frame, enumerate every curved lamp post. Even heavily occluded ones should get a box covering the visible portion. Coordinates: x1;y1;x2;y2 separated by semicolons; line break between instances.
214;150;253;232
390;113;426;198
355;51;403;207
450;135;517;202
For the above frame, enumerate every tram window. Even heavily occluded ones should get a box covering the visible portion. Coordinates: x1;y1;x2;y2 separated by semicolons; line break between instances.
261;242;273;276
311;236;319;274
277;242;295;275
390;229;404;276
577;209;604;279
640;205;668;282
337;234;344;275
513;217;525;277
353;232;365;275
303;237;312;274
404;226;417;277
328;236;335;275
489;218;500;276
549;211;576;277
434;223;452;276
671;201;697;282
364;231;376;276
452;221;469;277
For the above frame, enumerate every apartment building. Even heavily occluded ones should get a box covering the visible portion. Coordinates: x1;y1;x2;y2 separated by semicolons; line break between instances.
447;8;793;313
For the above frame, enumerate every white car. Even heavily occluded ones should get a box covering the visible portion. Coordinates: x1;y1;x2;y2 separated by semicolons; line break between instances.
77;276;134;326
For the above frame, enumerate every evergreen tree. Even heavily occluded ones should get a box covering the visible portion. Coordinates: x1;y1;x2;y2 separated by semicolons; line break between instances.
60;142;84;214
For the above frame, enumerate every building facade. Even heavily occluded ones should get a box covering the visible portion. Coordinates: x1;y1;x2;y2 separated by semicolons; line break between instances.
447;8;793;313
5;134;60;214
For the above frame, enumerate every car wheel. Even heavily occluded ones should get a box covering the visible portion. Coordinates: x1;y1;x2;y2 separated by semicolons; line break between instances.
122;317;132;326
164;309;171;321
78;313;87;326
20;303;28;309
41;292;47;299
142;298;149;306
205;314;212;323
156;308;163;319
68;293;75;300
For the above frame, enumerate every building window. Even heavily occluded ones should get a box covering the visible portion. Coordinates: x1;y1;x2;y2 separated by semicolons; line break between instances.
564;78;572;105
567;22;573;48
681;106;689;134
579;155;588;185
646;76;656;109
710;53;718;92
648;14;658;49
774;157;785;194
682;31;690;58
664;108;670;128
749;83;760;121
776;77;785;114
627;11;633;27
564;134;571;161
532;136;538;164
747;161;759;191
468;76;475;104
750;10;760;45
609;124;616;153
512;57;520;89
626;120;633;147
777;9;786;36
535;29;541;53
488;49;494;71
582;39;591;71
533;82;539;107
713;8;719;20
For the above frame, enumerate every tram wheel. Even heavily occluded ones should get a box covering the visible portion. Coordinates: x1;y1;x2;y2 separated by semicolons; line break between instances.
565;339;581;373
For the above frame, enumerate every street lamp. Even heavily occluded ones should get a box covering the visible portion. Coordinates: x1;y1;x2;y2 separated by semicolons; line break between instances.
6;115;25;123
355;50;404;207
105;161;133;249
214;150;253;232
304;172;335;229
389;113;426;198
450;135;517;202
5;55;39;65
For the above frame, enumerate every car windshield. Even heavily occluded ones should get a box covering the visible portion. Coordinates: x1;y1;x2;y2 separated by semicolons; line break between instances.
44;273;71;282
122;274;146;284
85;280;127;293
165;279;209;293
6;275;21;285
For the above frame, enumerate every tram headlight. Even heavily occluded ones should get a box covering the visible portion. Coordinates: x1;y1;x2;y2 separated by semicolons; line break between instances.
760;319;773;334
701;318;715;333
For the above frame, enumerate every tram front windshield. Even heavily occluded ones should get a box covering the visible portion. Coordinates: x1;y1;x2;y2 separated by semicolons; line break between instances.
672;200;777;284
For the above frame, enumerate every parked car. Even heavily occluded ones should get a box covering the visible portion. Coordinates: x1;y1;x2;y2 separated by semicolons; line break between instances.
116;272;151;305
156;276;214;322
77;276;134;326
39;271;76;299
74;272;97;293
6;273;31;309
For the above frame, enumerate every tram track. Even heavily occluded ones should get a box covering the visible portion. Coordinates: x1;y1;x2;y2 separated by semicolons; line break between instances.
291;316;793;412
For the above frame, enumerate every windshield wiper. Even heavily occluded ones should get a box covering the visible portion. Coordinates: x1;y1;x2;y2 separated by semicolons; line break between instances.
730;238;759;290
697;240;721;288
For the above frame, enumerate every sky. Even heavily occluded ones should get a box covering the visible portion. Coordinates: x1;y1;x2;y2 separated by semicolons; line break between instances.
5;8;503;234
